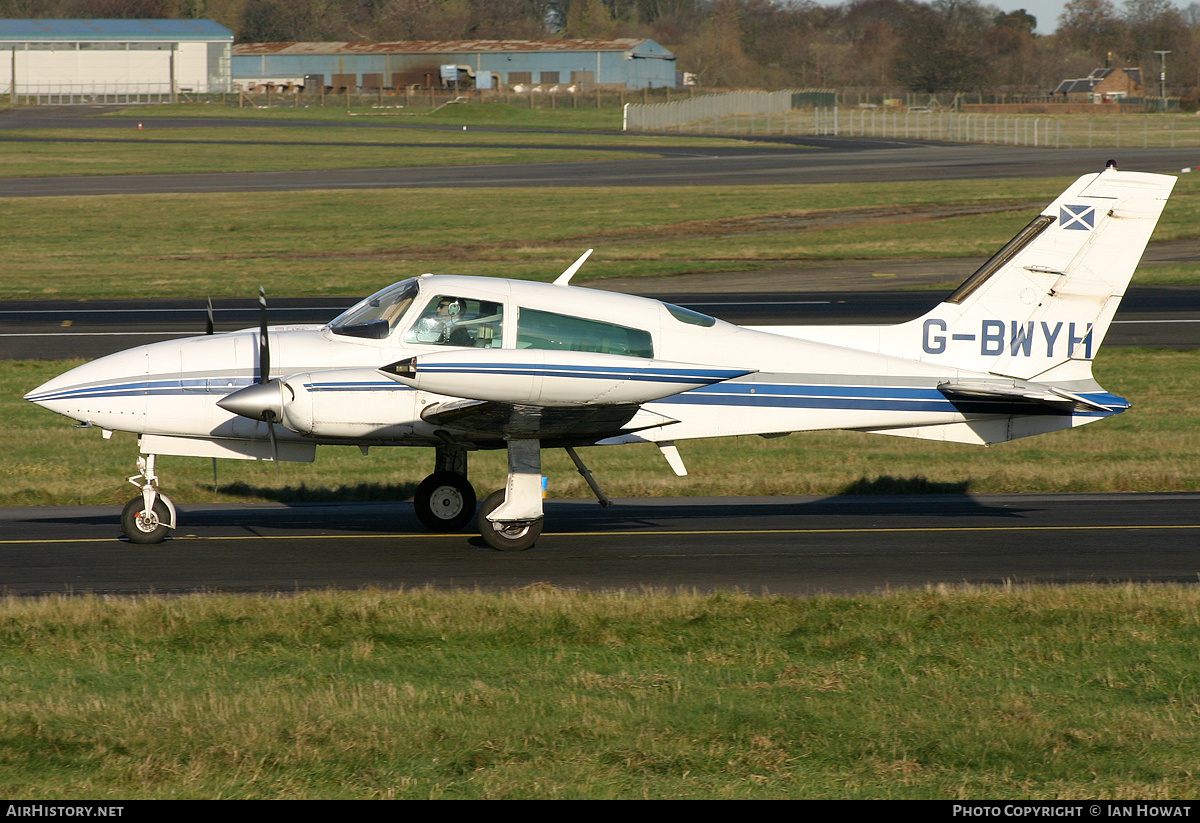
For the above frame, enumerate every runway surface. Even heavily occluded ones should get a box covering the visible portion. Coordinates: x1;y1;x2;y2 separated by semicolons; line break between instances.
3;493;1198;597
4;109;1197;596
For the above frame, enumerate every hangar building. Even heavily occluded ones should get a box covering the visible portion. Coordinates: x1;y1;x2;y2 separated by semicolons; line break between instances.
0;18;234;96
232;39;677;91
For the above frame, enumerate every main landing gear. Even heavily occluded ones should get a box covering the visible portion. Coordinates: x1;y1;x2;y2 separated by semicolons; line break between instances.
477;488;543;552
413;441;610;552
121;455;177;544
412;447;476;533
412;443;545;550
413;471;477;532
474;438;545;552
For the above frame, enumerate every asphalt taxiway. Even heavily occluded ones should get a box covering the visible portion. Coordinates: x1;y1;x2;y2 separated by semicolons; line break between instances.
3;493;1198;597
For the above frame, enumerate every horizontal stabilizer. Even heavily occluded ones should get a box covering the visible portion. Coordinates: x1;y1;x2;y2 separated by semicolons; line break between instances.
937;380;1126;413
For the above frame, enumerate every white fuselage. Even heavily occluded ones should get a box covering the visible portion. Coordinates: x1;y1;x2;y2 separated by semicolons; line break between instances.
25;274;1122;458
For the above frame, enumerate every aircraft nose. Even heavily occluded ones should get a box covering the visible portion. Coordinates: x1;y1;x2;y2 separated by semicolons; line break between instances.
23;345;154;425
24;368;88;414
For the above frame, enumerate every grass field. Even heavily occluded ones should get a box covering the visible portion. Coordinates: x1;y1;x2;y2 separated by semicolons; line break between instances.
2;107;1199;297
105;97;632;130
0;124;776;178
2;175;1199;299
2;584;1198;799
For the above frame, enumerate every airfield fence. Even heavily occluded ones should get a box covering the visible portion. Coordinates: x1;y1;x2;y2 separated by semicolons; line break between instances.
625;93;1200;149
8;82;182;105
6;84;689;110
12;82;1200;150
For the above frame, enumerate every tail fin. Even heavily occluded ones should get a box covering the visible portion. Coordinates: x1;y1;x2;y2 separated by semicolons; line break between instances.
788;169;1175;383
910;168;1175;382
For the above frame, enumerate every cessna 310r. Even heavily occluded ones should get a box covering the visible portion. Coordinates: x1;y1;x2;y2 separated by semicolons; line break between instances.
25;167;1174;550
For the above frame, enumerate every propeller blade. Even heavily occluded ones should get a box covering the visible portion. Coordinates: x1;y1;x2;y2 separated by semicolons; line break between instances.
263;409;280;470
258;286;270;384
205;297;214;336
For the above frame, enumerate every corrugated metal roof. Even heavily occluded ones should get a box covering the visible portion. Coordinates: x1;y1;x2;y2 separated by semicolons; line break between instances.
0;18;233;41
233;39;654;56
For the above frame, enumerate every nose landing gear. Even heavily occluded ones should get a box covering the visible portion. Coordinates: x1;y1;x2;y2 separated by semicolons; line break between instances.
121;455;177;544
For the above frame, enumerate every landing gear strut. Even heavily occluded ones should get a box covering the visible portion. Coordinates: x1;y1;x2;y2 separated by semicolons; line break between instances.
121;454;177;544
478;489;543;551
478;438;544;552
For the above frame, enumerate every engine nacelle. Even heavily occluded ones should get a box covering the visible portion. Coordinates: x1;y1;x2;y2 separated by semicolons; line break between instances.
220;369;421;440
379;349;753;406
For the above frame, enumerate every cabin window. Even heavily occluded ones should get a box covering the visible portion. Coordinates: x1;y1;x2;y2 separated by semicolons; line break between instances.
402;295;504;347
329;279;419;340
516;308;653;358
664;302;716;327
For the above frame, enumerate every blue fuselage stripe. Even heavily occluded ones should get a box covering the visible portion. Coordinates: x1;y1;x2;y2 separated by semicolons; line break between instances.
30;375;1124;419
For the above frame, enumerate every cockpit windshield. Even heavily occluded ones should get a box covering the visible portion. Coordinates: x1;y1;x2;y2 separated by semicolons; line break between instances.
328;279;419;340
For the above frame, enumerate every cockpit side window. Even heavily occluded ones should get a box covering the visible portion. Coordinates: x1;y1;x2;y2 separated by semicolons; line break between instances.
664;302;717;327
402;295;504;347
516;308;654;358
329;280;419;340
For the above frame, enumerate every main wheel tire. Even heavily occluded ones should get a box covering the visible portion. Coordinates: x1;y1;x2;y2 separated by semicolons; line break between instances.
414;471;477;532
121;496;172;544
477;489;543;552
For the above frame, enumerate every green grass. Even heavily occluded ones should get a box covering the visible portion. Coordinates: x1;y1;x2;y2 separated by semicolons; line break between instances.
7;350;1200;507
0;124;775;178
3;175;1200;300
0;129;658;177
104;98;633;130
2;584;1198;798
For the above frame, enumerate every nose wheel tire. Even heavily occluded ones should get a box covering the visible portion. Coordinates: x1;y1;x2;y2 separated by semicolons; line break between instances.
478;489;543;552
121;497;172;544
414;471;477;532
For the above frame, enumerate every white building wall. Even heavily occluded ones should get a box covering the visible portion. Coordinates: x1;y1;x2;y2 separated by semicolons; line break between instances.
2;41;217;93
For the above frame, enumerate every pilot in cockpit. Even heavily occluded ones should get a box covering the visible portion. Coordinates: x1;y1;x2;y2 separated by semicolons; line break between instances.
410;296;465;344
404;295;503;347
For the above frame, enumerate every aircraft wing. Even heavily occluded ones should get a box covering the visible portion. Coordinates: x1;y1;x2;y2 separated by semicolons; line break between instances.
418;398;679;444
377;348;750;445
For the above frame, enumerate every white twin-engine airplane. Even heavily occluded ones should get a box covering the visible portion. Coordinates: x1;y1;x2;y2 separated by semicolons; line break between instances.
25;168;1175;550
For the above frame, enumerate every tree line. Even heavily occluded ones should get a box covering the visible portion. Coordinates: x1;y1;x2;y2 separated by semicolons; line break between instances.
6;0;1200;103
